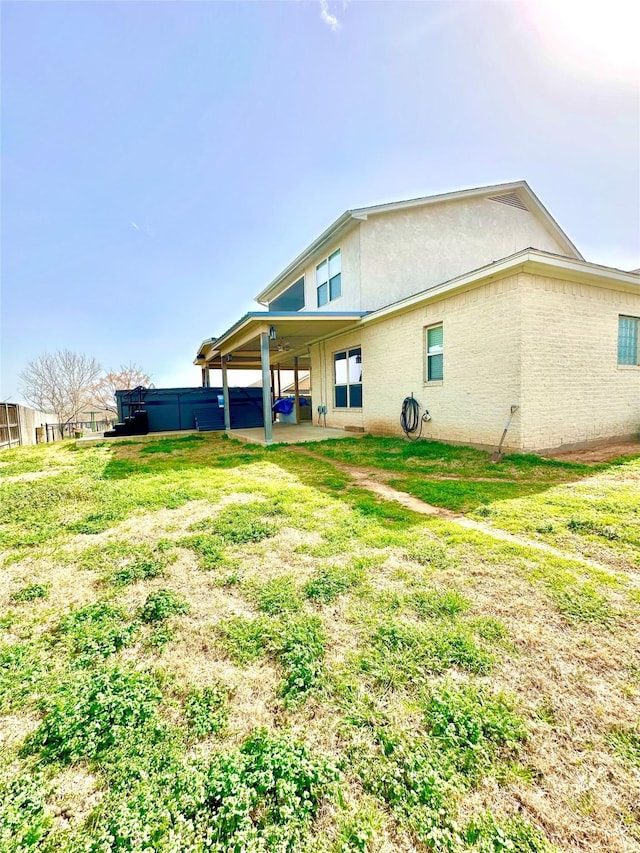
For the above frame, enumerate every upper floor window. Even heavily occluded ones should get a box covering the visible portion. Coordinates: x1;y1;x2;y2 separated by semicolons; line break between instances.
317;250;341;307
426;324;443;381
618;315;639;366
269;277;305;312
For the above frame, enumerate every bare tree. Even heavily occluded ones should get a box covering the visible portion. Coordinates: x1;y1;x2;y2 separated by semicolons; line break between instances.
89;362;152;414
19;350;103;429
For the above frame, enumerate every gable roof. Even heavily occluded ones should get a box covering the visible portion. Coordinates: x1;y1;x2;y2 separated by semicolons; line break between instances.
256;181;583;304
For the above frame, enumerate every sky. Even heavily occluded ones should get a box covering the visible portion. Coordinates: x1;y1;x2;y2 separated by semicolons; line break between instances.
1;0;639;400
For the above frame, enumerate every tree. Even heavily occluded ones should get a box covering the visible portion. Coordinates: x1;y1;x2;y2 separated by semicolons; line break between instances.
89;362;152;414
19;350;103;428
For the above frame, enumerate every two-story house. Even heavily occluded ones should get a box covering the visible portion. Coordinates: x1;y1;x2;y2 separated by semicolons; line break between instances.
195;181;640;452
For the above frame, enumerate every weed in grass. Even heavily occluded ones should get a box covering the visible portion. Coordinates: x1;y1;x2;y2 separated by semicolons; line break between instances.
410;587;470;619
218;615;269;664
0;772;53;852
203;502;277;544
551;585;614;624
466;617;509;643
358;729;458;851
179;533;225;570
275;614;326;703
359;620;492;689
0;643;48;713
464;811;554;852
10;582;50;602
23;665;163;764
139;589;191;623
184;683;229;738
57;601;138;659
606;726;640;768
404;540;454;571
144;625;175;651
110;551;171;587
90;728;338;853
303;563;364;604
423;681;526;778
204;729;339;848
218;613;326;702
67;508;125;535
567;517;620;540
335;802;383;852
251;575;303;614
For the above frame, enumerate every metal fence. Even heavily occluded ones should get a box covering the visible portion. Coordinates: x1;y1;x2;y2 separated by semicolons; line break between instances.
39;420;114;443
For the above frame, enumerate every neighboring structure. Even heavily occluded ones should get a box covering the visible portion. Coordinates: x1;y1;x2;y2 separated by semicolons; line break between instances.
0;403;58;449
195;181;640;452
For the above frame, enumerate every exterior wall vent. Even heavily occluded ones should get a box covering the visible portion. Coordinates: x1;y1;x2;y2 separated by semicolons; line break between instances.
488;192;529;211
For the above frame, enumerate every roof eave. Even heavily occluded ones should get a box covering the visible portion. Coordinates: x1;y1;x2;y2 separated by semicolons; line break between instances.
255;212;356;305
362;249;638;325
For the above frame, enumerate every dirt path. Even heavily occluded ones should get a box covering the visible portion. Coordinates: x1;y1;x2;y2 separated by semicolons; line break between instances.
290;446;621;575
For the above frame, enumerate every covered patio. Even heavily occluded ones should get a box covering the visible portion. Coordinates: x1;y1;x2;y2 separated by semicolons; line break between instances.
195;311;365;444
225;422;359;446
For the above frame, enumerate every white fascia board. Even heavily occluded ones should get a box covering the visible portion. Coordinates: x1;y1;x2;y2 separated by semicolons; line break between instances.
349;180;528;217
352;180;583;262
362;250;639;326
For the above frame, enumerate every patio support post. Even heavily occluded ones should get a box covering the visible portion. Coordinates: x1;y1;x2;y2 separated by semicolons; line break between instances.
260;332;273;444
294;357;300;424
221;357;231;431
277;364;281;398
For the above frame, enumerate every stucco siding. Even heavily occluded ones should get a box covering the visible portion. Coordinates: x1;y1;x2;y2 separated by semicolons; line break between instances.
292;226;361;312
359;197;568;311
519;274;640;451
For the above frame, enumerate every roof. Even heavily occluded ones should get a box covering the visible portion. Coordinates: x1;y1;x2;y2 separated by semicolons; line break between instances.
194;311;367;369
362;248;640;325
255;180;584;304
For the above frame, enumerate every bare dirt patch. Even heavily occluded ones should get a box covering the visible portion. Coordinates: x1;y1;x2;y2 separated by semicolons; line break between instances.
546;440;640;464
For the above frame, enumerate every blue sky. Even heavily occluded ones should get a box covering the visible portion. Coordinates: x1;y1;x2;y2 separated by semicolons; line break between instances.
2;0;638;398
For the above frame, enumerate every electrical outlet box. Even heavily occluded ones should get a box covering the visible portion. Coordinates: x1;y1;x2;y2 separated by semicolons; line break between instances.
317;405;327;415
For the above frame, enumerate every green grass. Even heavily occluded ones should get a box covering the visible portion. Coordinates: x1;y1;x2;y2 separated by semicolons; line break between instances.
0;434;637;852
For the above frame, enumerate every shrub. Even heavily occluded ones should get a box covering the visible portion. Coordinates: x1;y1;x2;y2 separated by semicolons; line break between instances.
139;589;191;623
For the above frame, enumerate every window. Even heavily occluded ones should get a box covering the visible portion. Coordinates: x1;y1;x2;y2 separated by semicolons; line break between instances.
334;347;362;408
618;315;639;366
426;324;443;381
269;277;305;312
317;250;341;307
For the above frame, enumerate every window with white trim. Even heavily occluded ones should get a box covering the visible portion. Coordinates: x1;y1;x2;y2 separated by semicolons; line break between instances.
618;315;639;366
334;347;362;408
425;324;443;381
317;250;341;307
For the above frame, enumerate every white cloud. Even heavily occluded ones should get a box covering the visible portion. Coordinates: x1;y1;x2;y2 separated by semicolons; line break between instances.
320;0;339;31
130;221;140;230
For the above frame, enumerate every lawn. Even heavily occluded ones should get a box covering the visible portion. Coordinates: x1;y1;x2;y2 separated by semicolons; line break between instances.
0;434;638;852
